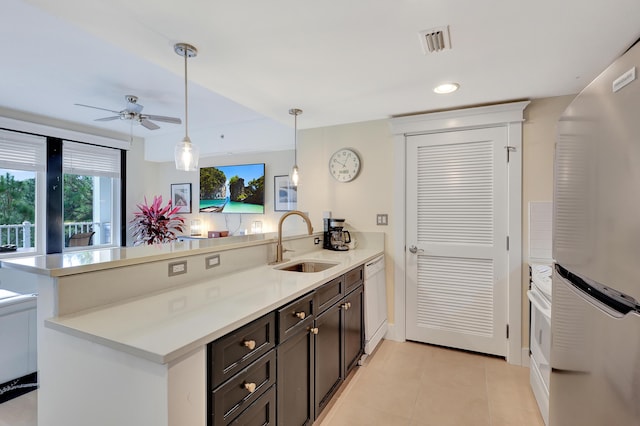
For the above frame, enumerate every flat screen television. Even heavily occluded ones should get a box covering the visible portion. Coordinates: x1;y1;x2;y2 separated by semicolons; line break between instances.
199;163;265;214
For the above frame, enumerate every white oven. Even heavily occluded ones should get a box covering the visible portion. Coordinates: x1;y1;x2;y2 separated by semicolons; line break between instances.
528;263;552;425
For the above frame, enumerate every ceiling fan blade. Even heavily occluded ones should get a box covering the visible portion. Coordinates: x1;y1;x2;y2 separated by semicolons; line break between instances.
95;116;121;122
144;114;182;124
140;119;160;130
74;103;120;114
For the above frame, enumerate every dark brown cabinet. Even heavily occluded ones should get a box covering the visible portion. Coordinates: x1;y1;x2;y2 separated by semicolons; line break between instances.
211;351;276;425
314;300;344;416
276;323;314;426
276;292;315;426
209;312;276;388
314;265;364;418
208;264;365;426
208;313;277;426
343;284;364;375
229;385;276;426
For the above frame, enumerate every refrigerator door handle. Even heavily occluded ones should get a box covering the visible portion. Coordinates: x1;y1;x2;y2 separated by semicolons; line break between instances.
555;264;640;318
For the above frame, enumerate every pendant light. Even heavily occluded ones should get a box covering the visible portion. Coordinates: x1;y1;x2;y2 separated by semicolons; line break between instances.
289;108;302;186
174;43;200;171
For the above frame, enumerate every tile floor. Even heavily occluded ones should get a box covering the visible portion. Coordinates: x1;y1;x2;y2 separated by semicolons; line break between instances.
0;340;543;426
0;389;36;426
318;340;544;426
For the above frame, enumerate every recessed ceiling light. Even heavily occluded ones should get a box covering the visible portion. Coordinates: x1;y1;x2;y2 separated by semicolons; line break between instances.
434;82;459;94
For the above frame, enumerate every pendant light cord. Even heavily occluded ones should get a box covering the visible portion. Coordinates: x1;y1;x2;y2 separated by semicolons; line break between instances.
183;49;189;140
289;108;302;164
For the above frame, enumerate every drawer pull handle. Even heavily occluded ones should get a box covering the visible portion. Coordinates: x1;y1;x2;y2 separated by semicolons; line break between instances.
295;311;306;320
244;382;257;393
243;340;256;350
342;302;351;310
310;327;319;335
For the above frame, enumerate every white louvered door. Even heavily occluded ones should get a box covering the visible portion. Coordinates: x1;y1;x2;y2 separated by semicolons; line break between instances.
405;127;509;356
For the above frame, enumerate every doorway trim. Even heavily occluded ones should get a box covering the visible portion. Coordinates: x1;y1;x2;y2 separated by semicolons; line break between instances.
389;101;530;365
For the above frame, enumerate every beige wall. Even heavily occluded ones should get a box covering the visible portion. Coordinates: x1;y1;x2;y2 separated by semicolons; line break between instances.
128;150;319;244
298;120;396;319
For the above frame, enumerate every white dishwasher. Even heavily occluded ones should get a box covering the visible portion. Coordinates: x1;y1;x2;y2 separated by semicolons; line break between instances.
363;255;387;356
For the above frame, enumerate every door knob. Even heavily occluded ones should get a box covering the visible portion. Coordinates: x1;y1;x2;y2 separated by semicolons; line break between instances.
310;327;319;335
409;245;424;254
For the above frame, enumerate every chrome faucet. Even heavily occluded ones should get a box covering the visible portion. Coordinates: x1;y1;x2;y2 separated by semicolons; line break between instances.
275;210;314;263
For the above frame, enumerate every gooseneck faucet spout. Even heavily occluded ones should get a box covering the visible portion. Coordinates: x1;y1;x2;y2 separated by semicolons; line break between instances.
275;210;313;263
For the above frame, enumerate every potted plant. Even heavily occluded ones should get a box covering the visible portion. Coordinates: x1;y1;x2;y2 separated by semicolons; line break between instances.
130;195;185;245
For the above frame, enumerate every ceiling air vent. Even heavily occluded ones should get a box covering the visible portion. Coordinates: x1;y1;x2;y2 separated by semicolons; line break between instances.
419;26;451;54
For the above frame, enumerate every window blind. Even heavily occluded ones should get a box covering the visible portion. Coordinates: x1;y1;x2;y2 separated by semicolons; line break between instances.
63;141;121;178
0;129;46;171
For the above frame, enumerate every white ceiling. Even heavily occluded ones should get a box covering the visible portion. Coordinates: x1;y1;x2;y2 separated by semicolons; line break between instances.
2;0;639;162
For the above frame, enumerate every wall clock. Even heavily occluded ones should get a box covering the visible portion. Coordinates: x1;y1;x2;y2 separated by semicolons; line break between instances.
329;148;361;182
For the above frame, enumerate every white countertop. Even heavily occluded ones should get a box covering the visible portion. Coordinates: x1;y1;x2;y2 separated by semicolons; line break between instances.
45;248;383;365
0;233;284;277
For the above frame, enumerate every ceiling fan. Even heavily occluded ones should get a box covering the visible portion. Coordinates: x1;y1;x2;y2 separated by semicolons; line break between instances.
75;95;181;130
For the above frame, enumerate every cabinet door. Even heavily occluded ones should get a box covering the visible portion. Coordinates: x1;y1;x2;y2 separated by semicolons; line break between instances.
277;327;314;426
314;302;343;417
344;285;364;375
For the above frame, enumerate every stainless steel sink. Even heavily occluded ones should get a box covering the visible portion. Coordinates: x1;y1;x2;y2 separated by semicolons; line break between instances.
275;260;338;273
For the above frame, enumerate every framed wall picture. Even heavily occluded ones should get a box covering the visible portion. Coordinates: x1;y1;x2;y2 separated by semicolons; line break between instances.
274;175;297;211
171;183;192;213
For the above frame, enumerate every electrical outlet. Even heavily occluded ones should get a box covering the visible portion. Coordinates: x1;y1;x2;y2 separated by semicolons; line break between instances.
205;254;220;269
376;214;388;226
168;260;187;277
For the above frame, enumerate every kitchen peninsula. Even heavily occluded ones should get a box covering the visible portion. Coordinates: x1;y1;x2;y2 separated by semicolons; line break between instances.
0;232;384;426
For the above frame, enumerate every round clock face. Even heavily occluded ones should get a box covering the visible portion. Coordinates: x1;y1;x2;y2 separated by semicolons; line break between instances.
329;148;361;182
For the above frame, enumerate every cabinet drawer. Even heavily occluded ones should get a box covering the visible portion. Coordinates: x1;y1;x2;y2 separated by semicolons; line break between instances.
344;265;363;292
277;292;314;343
229;385;276;426
316;276;343;314
212;350;276;426
209;312;276;388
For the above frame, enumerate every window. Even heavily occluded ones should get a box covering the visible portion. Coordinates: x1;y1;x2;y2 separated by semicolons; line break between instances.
0;130;45;254
63;141;121;249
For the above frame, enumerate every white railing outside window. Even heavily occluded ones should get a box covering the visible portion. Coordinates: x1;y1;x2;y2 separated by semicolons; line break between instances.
0;221;112;248
0;221;34;248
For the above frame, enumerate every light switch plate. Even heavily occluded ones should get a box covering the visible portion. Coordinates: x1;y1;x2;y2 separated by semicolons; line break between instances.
376;214;388;226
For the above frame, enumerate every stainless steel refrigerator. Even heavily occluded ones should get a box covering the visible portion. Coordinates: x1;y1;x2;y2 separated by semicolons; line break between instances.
550;39;640;425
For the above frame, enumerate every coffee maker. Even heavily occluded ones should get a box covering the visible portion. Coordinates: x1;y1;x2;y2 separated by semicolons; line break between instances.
323;218;351;251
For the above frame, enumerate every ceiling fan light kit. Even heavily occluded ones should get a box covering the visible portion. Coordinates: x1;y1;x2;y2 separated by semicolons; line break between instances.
75;94;181;130
174;42;199;172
